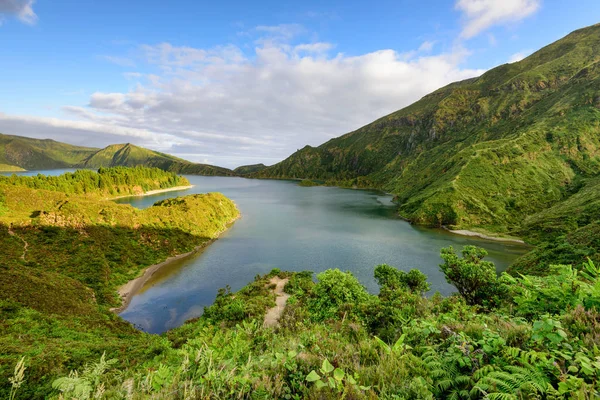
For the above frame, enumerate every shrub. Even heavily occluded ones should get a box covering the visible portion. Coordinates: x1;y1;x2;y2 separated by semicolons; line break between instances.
374;264;430;294
309;269;370;321
439;246;502;307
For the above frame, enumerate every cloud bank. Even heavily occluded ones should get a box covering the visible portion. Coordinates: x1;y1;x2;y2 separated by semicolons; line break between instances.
0;1;543;168
61;38;483;167
0;0;37;24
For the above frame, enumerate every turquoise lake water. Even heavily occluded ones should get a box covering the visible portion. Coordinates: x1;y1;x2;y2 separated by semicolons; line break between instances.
112;176;528;333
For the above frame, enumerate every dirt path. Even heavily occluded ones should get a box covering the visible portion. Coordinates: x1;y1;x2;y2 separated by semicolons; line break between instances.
263;276;290;328
8;227;28;261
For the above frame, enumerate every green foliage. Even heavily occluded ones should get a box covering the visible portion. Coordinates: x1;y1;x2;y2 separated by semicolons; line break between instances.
375;264;431;294
308;269;370;321
0;168;240;398
9;243;600;399
51;353;116;400
202;275;277;326
233;163;267;176
502;259;600;319
440;246;504;307
0;166;189;198
305;358;370;395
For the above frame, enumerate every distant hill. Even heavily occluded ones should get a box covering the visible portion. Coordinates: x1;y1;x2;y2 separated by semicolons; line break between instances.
79;142;236;176
233;163;268;175
0;133;235;176
0;133;97;170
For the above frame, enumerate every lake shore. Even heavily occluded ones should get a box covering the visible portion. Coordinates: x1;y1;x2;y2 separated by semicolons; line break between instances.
110;213;240;314
444;227;526;244
109;185;194;200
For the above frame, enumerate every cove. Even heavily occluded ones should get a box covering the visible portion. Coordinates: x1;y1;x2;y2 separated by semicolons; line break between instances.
114;176;529;334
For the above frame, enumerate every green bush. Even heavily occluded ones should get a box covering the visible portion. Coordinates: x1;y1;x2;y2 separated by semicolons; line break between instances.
309;269;371;321
439;246;504;307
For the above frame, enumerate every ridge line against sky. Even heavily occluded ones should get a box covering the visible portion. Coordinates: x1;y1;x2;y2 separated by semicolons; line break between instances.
0;0;599;168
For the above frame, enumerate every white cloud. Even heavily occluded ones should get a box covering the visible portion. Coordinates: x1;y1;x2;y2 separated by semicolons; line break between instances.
101;55;136;67
508;49;531;63
294;42;333;54
255;23;305;40
418;41;436;52
89;93;127;110
0;26;486;168
456;0;540;38
0;0;37;24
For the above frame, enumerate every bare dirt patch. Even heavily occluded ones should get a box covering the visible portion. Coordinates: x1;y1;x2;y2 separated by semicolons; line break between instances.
263;276;290;328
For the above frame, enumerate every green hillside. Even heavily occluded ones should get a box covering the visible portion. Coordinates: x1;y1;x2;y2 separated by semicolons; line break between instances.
0;169;239;398
0;133;97;170
79;143;236;176
78;143;186;168
255;24;600;231
254;24;600;270
233;163;268;175
2;170;599;400
0;134;235;176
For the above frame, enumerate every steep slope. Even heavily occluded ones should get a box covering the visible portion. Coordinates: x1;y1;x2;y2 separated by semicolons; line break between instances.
255;24;600;234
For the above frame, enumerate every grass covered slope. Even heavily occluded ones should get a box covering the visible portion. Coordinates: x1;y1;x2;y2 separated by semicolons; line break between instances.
0;168;239;398
79;143;188;168
255;24;600;233
0;133;235;175
79;143;236;176
233;163;268;176
0;133;97;170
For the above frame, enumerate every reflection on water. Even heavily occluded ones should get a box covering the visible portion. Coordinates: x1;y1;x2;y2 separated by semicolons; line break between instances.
116;176;530;334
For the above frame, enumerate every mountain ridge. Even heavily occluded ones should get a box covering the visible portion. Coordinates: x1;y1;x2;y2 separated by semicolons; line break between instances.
0;133;235;176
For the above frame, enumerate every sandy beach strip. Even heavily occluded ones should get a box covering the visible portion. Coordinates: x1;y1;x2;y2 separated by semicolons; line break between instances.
110;213;240;314
445;228;526;244
109;185;194;200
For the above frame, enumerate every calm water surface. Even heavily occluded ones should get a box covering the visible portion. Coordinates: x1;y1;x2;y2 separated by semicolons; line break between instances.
113;176;529;333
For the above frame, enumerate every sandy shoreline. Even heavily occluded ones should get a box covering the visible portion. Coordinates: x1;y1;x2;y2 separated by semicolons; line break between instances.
109;243;209;313
109;185;194;200
444;227;526;244
110;213;240;314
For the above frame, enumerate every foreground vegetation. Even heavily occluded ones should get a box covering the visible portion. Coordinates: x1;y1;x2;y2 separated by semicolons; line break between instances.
0;168;239;398
6;247;599;399
1;168;599;399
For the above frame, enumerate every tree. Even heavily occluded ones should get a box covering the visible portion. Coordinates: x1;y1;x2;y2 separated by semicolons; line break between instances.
374;264;430;294
439;246;501;307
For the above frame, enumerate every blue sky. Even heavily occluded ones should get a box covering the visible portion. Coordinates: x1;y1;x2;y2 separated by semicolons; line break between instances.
0;0;599;168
